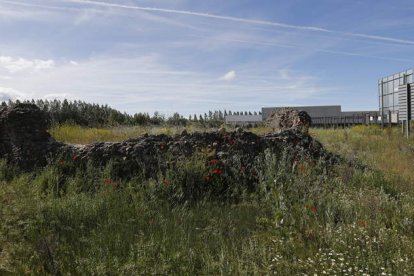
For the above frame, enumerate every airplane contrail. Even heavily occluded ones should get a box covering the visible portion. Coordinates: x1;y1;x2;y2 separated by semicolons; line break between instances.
54;0;331;32
207;36;414;63
54;0;414;46
2;0;414;47
0;0;97;12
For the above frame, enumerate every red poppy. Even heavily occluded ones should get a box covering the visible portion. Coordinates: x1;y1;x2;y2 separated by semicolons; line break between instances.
210;159;219;165
72;155;78;161
105;179;111;187
212;169;223;175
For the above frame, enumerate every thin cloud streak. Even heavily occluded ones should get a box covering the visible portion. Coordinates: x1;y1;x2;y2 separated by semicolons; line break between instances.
0;0;80;12
204;36;414;63
53;0;414;46
3;0;413;47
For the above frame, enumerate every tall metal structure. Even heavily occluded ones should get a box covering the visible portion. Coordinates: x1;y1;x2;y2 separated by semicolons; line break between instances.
378;69;414;124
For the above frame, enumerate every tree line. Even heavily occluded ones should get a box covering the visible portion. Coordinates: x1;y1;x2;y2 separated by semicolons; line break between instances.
1;99;260;128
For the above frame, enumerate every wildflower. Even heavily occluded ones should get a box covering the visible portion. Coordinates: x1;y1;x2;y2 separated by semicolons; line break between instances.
112;181;119;190
357;220;367;227
297;162;307;174
210;159;219;165
305;205;317;213
105;179;111;187
72;154;78;161
212;169;223;175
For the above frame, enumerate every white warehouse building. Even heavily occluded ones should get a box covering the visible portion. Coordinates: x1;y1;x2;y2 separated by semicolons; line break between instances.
224;114;262;126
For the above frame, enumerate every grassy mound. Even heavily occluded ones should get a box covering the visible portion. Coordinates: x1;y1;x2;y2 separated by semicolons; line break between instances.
1;126;414;274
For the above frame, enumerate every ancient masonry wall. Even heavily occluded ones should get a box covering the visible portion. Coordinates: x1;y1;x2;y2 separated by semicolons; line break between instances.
0;104;329;178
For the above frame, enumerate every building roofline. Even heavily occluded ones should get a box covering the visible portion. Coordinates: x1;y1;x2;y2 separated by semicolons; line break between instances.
261;105;341;108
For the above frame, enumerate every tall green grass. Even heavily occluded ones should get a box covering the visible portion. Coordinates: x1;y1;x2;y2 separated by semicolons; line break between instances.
312;125;414;194
50;123;223;144
1;126;414;274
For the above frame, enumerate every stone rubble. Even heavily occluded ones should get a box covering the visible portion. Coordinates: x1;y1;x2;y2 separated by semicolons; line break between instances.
0;104;332;177
266;108;312;134
0;104;64;170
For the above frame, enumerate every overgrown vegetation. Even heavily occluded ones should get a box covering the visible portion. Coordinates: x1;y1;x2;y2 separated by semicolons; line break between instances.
312;125;414;194
49;123;221;144
1;125;414;274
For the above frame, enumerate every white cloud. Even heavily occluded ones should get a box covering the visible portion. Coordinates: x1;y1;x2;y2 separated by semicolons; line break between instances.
0;87;27;101
278;69;290;80
0;55;335;115
0;56;55;73
220;70;236;81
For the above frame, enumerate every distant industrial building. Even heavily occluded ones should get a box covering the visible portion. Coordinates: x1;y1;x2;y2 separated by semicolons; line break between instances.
379;69;413;123
262;105;378;127
262;105;342;120
224;114;262;126
224;105;378;127
225;69;414;128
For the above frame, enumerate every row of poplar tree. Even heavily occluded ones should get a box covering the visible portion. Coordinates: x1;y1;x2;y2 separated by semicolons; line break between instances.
1;99;260;128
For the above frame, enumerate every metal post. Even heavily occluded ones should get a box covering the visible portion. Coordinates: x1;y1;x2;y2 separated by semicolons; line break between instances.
388;110;392;128
381;80;384;129
408;83;411;128
406;120;410;139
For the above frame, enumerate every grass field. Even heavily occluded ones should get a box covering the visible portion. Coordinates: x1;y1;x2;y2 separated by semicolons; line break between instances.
1;125;414;274
50;123;219;144
312;126;414;195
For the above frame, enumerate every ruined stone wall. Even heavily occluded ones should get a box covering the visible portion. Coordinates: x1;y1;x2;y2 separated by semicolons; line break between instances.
0;104;328;177
266;108;312;134
0;104;64;170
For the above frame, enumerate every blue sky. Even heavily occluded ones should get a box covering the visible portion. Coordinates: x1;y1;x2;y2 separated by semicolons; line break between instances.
0;0;413;116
